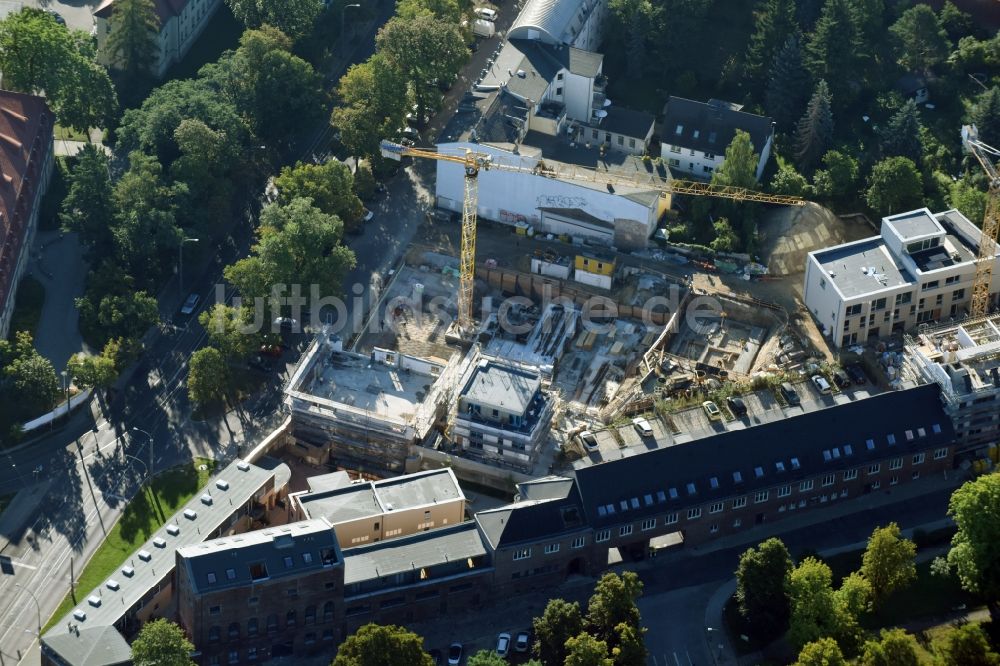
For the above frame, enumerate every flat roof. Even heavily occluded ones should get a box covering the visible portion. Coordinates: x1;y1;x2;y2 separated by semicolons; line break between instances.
813;237;913;298
43;459;278;640
884;209;943;240
342;522;486;585
299;484;382;523
461;359;541;413
298;469;464;524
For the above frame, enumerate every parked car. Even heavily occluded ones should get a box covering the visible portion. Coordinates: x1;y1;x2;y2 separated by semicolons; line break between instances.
577;430;599;451
779;382;801;406
811;374;832;395
398;126;420;141
632;416;653;437
496;633;511;657
447;642;463;665
398;137;416;147
259;344;283;358
362;208;375;223
846;364;868;385
702;400;722;420
406;110;430;127
514;631;530;653
247;355;272;373
273;317;298;331
726;396;748;418
180;293;200;315
475;7;498;20
833;369;851;390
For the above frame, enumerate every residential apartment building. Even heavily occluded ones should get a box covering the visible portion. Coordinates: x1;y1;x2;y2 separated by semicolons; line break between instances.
804;208;1000;348
508;0;608;51
0;90;54;339
94;0;222;78
660;97;774;181
291;468;466;548
452;356;555;472
906;313;1000;456
284;336;462;474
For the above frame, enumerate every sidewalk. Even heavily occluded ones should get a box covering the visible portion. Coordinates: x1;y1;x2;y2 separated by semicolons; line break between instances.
699;471;964;665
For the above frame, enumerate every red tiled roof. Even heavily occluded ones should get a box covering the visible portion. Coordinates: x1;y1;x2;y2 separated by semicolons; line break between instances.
94;0;189;26
0;90;53;318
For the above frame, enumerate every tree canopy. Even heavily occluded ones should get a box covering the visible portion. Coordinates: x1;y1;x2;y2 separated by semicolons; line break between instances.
865;156;923;217
187;347;228;405
736;537;793;642
275;160;364;229
860;522;916;607
947;473;1000;624
331;623;434;666
331;54;409;161
224;0;322;39
130;619;196;666
533;599;584;666
107;0;159;80
745;0;797;84
795;79;834;172
890;4;950;72
936;623;1000;666
794;637;846;666
859;628;921;666
765;33;813;130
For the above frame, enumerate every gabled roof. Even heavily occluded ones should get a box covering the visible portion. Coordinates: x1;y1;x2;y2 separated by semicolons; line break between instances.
662;96;773;155
41;626;131;666
343;522;487;585
94;0;188;25
476;483;586;549
599;106;655;140
573;384;953;525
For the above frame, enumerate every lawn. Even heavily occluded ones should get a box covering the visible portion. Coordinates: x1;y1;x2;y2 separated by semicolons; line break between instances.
42;458;218;632
7;275;45;339
53;125;89;142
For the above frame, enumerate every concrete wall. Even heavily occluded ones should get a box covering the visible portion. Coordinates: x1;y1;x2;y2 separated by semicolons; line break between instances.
563;70;595;123
333;498;466;547
574;269;612;290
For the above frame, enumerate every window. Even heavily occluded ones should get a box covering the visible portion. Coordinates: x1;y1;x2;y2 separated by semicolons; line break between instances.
922;280;939;290
619;525;633;536
670;145;681;153
846;304;862;316
247;618;258;637
544;543;560;554
283;556;293;569
687;508;702;520
895;292;912;306
228;650;238;665
953;289;965;301
668;158;680;166
304;633;317;646
592;129;599;140
873;297;887;310
266;614;278;634
641;518;657;530
868;463;881;475
946;275;961;285
323;601;334;621
710;502;724;514
228;622;240;641
733;518;742;528
934;447;949;460
665;512;678;525
249;563;268;581
871;480;881;490
732;496;747;509
305;605;316;624
247;648;257;662
675;124;683;135
513;548;531;560
913;452;925;465
555;87;563;95
572;536;585;549
800;480;814;492
705;152;715;160
912;470;921;480
210;606;221;616
710;524;719;534
207;572;217;585
777;485;791;498
822;473;835;487
596;529;611;542
843;469;858;481
754;490;769;504
629;138;635;148
889;457;903;470
890;475;899;486
557;72;563;80
209;626;221;643
936;294;944;305
286;610;296;627
617;135;624;146
302;552;313;565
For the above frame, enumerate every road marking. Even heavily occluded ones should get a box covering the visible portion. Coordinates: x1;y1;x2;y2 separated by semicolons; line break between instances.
9;559;38;570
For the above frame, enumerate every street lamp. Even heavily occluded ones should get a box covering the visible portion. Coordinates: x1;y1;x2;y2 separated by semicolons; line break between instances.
124;454;149;481
15;584;41;633
131;427;153;479
340;4;361;58
178;238;200;294
60;370;69;408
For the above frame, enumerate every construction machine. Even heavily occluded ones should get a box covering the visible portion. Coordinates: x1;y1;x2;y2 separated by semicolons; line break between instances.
961;124;1000;317
380;140;805;334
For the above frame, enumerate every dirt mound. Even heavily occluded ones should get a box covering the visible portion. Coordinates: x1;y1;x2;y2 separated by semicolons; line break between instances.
757;203;875;277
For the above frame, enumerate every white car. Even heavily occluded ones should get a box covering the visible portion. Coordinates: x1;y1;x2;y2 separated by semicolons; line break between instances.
475;7;497;20
363;208;375;223
180;293;200;315
632;416;653;437
496;632;511;657
514;631;530;653
702;400;722;420
811;374;832;395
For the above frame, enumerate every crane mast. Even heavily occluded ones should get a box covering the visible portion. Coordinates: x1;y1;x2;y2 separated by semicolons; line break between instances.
961;125;1000;318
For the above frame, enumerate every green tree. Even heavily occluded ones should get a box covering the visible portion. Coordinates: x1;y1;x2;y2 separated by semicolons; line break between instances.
812;150;858;202
947;473;1000;624
794;637;846;666
970;87;1000;149
61;144;115;260
949;179;987;226
586;572;643;650
866;156;922;216
936;623;1000;666
170;118;236;235
532;599;584;666
850;0;886;48
275;160;365;229
187;347;228;406
794;79;834;173
859;628;920;666
131;618;196;666
832;571;871;655
331;623;434;666
66;352;118;393
2;332;59;416
199;305;259;359
0;8;118;133
564;633;612;666
396;0;463;23
890;5;949;72
880;99;923;164
332;55;409;162
611;622;647;666
102;336;143;372
353;161;377;200
608;0;655;79
787;557;839;651
710;217;739;252
95;291;160;341
771;165;811;197
376;16;467;119
860;522;916;608
224;0;322;39
706;129;762;249
735;537;793;643
107;0;159;80
939;1;972;42
804;0;862;106
765;34;813;129
746;0;797;83
467;650;507;666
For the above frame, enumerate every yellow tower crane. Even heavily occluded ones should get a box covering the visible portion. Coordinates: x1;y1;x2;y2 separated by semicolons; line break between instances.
961;125;1000;317
380;140;806;333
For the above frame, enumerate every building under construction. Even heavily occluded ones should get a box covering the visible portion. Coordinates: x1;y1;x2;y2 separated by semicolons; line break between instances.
905;313;1000;457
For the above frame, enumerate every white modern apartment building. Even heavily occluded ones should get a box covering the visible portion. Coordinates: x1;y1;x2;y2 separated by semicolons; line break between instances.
804;208;1000;348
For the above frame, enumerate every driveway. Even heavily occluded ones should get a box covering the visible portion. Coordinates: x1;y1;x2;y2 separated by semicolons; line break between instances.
29;230;90;372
